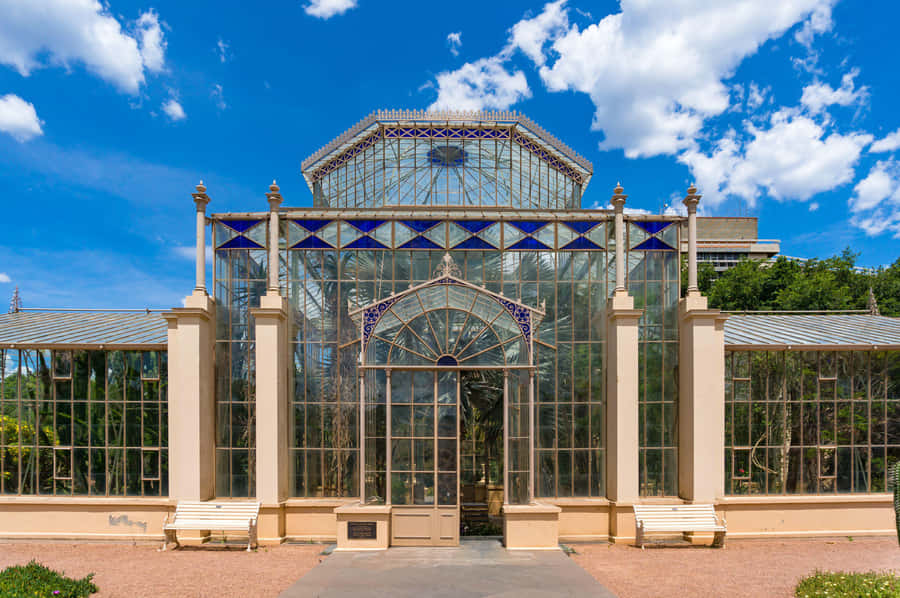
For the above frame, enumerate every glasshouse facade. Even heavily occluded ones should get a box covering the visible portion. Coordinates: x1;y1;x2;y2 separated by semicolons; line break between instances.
0;110;897;548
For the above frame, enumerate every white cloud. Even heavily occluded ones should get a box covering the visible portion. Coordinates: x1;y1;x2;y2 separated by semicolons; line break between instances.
429;57;530;111
446;32;462;57
211;84;226;111
794;2;832;49
746;83;770;111
0;0;167;94
304;0;357;19
849;159;900;237
136;10;165;72
507;0;569;66
162;98;185;121
870;128;900;153
0;273;11;283
809;202;819;211
0;94;43;142
537;0;837;158
216;37;230;63
680;109;872;207
800;69;868;115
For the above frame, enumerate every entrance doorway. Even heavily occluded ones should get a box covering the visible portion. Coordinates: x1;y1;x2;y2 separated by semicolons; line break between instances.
459;370;504;536
351;255;545;547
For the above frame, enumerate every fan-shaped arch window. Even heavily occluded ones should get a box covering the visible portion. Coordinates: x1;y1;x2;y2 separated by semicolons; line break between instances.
363;284;530;367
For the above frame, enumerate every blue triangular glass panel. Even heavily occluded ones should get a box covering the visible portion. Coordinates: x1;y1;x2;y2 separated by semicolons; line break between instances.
291;236;334;249
345;219;385;233
223;219;263;233
632;237;674;251
634;221;670;234
454;220;493;234
560;236;602;251
293;219;332;232
453;236;496;250
399;236;442;250
563;221;596;234
401;220;440;233
343;235;388;250
509;221;548;234
507;237;551;251
219;236;264;249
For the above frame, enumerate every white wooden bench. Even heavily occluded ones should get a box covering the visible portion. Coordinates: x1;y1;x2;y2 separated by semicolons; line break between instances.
633;504;726;549
162;501;260;551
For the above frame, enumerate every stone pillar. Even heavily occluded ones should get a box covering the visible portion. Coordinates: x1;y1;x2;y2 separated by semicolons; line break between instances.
164;183;216;502
678;186;728;504
605;183;642;542
193;182;210;292
253;182;288;543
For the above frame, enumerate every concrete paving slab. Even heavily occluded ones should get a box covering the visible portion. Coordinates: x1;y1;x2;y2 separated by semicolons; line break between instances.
280;539;616;598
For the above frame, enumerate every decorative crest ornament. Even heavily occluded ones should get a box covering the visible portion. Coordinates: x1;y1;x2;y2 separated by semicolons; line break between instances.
9;285;21;313
434;252;462;278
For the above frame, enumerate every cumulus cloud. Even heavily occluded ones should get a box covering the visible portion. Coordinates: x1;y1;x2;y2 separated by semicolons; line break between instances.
538;0;837;158
429;57;530;111
0;94;43;142
136;10;166;72
870;128;900;153
800;69;868;115
162;97;185;121
0;273;11;283
507;0;569;66
446;32;462;57
849;159;900;237
680;109;872;207
0;0;167;94
304;0;357;19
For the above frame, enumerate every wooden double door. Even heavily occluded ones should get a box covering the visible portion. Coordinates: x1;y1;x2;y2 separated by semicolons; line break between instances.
388;370;460;546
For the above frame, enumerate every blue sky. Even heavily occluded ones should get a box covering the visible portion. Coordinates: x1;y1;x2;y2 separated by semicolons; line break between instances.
0;0;899;309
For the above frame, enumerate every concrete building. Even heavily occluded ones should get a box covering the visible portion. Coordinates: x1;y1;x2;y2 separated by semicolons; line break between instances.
0;110;897;549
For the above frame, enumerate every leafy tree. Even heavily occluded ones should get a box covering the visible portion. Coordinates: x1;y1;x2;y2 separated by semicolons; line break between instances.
688;249;899;316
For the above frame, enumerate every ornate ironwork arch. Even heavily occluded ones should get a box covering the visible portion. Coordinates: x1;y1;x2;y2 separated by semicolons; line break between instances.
349;254;545;368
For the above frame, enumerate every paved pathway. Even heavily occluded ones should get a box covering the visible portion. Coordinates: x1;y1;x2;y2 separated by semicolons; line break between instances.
280;539;616;598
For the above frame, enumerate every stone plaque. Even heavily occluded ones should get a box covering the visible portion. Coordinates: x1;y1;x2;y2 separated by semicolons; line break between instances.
347;521;377;540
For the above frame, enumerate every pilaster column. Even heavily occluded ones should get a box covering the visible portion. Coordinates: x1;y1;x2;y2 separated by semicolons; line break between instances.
253;182;289;542
606;183;641;505
164;182;216;501
678;185;728;503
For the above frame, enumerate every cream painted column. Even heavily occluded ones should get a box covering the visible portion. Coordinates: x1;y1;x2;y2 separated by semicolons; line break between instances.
164;182;216;501
606;183;642;505
254;182;289;506
678;186;728;503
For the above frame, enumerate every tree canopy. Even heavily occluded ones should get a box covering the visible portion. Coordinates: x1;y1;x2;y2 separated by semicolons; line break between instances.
687;249;900;316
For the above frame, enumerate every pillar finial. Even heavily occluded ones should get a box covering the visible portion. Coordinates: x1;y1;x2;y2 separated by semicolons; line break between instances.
265;179;283;210
611;182;627;211
683;183;701;213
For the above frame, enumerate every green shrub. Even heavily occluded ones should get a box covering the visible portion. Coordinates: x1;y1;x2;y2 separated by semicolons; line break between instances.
0;560;97;598
795;571;900;598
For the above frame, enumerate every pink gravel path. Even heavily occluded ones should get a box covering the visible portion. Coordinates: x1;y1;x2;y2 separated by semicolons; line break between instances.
571;537;900;598
0;542;325;598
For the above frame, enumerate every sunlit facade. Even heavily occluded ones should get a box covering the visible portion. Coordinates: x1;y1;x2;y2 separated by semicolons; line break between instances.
0;110;897;548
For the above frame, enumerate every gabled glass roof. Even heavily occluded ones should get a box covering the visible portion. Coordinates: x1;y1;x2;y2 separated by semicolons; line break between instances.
301;110;593;210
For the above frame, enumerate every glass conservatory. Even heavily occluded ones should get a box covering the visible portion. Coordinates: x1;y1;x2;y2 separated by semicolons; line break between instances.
0;110;896;548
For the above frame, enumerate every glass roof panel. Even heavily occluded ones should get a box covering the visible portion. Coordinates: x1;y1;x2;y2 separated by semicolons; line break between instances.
390;294;425;323
460;344;506;367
